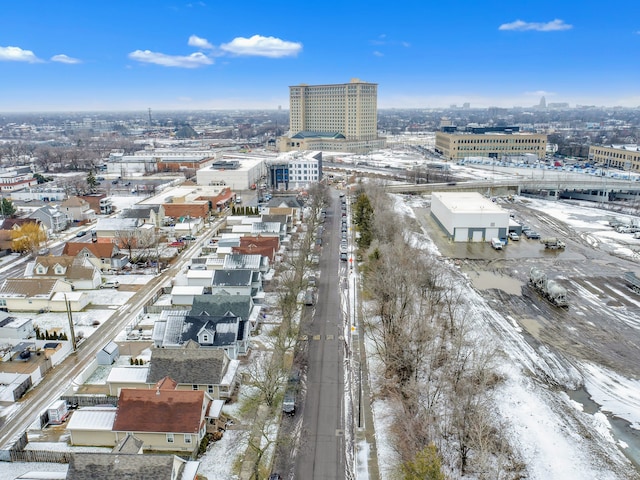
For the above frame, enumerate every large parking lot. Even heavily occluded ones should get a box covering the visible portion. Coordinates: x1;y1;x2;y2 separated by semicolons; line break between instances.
413;197;640;378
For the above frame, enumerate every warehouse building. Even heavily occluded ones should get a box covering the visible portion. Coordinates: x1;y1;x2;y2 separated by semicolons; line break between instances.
196;155;267;190
431;192;509;242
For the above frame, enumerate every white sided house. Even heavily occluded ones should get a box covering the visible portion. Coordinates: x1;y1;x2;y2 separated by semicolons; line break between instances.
431;191;510;243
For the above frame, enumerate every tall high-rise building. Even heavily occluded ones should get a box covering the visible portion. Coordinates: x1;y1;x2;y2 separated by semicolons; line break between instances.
539;96;547;109
280;78;386;153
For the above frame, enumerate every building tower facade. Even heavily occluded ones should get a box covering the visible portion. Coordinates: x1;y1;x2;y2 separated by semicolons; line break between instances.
288;78;378;141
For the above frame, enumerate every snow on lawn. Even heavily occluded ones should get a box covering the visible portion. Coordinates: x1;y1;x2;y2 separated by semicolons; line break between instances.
198;429;247;480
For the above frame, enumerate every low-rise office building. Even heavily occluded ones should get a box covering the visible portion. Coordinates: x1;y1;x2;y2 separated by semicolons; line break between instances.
435;127;547;161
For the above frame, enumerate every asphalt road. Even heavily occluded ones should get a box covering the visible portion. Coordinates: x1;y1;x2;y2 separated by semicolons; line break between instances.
294;191;346;480
0;222;220;450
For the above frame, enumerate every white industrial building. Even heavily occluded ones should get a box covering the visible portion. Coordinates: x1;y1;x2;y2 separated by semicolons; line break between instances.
431;192;509;242
196;155;267;190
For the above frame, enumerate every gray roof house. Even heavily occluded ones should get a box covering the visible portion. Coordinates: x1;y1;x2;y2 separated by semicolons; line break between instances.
67;450;200;480
121;205;165;226
94;217;140;238
191;293;261;331
211;269;253;296
152;310;249;359
30;205;68;232
146;342;239;399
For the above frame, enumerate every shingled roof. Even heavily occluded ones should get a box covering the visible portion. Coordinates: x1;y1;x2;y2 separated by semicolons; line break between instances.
63;242;119;258
67;452;183;480
190;294;253;320
146;345;227;385
0;278;65;298
112;379;206;434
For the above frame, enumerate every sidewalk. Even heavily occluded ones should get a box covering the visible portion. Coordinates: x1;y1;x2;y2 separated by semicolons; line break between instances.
353;270;380;480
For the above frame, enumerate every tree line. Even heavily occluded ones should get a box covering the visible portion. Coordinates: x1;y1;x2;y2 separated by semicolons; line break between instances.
354;184;523;479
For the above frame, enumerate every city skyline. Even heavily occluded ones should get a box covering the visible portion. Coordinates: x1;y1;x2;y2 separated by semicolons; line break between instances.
1;0;639;112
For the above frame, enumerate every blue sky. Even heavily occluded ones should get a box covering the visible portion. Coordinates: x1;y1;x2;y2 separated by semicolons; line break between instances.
0;0;638;112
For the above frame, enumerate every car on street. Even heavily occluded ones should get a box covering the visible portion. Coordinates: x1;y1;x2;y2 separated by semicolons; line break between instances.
340;252;348;262
75;230;87;237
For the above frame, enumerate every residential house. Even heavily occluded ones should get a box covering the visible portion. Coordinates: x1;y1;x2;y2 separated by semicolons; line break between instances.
146;341;239;400
152;310;249;359
0;218;43;254
78;194;112;216
223;253;269;275
251;221;286;242
261;213;292;232
67;449;200;480
211;269;253;296
0;278;88;312
190;293;261;330
112;377;212;454
121;205;165;227
26;255;102;290
232;234;280;262
63;242;129;272
69;377;214;455
30;205;67;233
93;218;141;240
60;196;96;224
264;195;304;222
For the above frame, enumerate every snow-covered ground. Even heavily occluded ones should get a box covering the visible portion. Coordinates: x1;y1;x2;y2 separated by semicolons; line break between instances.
362;194;640;480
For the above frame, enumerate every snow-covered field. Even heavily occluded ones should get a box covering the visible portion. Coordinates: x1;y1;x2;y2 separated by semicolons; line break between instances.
362;194;640;480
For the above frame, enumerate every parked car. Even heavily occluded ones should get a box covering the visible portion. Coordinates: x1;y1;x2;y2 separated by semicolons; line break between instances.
340;253;348;262
524;230;540;239
100;280;120;289
75;230;87;237
508;232;520;241
180;235;196;241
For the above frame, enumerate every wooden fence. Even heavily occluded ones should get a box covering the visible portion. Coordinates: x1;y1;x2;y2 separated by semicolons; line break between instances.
60;394;118;407
9;449;70;463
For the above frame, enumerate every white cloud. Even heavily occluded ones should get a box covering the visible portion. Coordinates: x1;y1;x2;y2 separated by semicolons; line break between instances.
373;51;384;57
51;54;81;64
499;19;573;32
524;90;555;97
0;46;42;63
128;50;213;68
188;35;213;50
220;35;302;58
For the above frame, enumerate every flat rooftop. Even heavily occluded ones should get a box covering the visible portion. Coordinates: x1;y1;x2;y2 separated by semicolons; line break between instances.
432;191;506;214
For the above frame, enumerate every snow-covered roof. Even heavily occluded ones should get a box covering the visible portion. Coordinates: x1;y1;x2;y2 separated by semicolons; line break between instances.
172;286;205;295
432;191;505;214
186;270;213;280
220;359;239;387
67;407;116;430
51;291;85;302
107;366;149;384
208;399;225;418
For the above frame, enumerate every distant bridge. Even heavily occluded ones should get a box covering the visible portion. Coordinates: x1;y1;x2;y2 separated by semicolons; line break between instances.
382;178;640;198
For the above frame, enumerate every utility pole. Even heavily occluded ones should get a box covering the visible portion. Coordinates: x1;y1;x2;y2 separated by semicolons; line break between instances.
65;294;77;352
